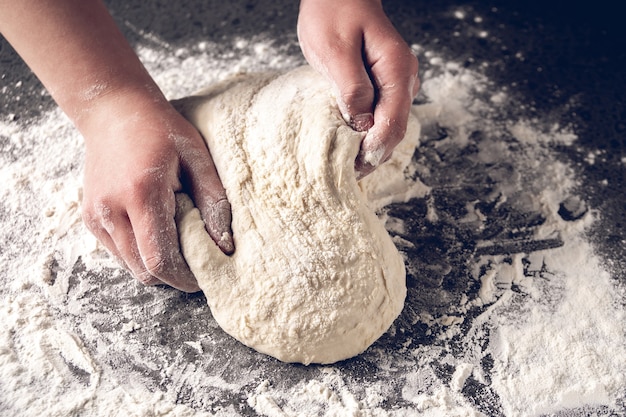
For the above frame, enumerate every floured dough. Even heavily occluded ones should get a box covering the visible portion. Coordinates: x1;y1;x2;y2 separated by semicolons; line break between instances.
173;66;420;364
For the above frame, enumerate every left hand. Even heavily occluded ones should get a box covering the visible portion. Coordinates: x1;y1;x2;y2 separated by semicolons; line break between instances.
297;0;420;178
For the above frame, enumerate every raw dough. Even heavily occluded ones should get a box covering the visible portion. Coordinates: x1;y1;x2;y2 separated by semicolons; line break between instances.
173;66;420;364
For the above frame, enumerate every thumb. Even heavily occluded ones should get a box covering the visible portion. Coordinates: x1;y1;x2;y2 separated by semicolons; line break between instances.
180;131;235;255
175;193;232;267
303;40;376;132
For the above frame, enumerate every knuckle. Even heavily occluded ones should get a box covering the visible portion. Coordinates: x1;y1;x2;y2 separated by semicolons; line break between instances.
379;43;418;84
205;197;233;231
81;209;99;234
81;197;116;235
143;254;168;278
323;35;355;60
126;172;161;201
135;269;160;286
211;196;231;212
125;172;177;216
340;81;374;110
406;51;419;75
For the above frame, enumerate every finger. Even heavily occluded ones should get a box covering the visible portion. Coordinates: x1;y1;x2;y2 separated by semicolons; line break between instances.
202;197;234;255
329;56;376;132
91;205;163;287
355;89;410;179
127;186;201;292
181;136;235;255
114;216;163;287
309;37;376;132
356;41;418;178
82;205;130;270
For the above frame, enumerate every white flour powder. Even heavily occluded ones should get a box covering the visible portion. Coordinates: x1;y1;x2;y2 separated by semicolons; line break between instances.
0;35;625;416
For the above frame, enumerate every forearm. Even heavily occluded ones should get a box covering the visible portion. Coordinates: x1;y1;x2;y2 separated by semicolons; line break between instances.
0;0;163;128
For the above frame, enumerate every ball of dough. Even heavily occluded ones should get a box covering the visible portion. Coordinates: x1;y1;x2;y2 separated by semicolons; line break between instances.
173;66;419;364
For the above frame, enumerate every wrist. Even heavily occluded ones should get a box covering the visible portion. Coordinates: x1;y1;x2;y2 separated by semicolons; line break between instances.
67;68;165;122
72;77;173;143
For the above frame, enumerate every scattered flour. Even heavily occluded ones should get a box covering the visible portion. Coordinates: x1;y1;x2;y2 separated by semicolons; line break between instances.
1;33;625;417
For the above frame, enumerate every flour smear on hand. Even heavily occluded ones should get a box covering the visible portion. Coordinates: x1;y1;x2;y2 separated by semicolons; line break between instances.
0;35;625;417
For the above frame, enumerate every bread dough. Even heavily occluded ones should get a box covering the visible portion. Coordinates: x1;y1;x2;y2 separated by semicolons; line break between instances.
173;66;420;364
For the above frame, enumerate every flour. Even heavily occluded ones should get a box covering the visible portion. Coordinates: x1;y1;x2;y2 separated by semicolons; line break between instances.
1;32;625;417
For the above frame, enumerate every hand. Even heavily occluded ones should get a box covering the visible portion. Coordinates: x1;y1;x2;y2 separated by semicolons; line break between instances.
297;0;420;178
0;0;234;292
80;89;233;292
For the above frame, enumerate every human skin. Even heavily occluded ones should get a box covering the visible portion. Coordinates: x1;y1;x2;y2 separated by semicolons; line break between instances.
0;0;418;291
298;0;420;178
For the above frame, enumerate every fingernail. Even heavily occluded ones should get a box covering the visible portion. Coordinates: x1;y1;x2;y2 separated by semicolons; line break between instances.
217;231;235;255
350;113;374;132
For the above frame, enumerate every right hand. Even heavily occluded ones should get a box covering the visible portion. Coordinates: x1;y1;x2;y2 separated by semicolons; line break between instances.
297;0;420;179
80;88;233;292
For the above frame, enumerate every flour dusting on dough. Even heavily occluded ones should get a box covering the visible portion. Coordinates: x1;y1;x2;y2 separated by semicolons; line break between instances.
173;66;420;364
